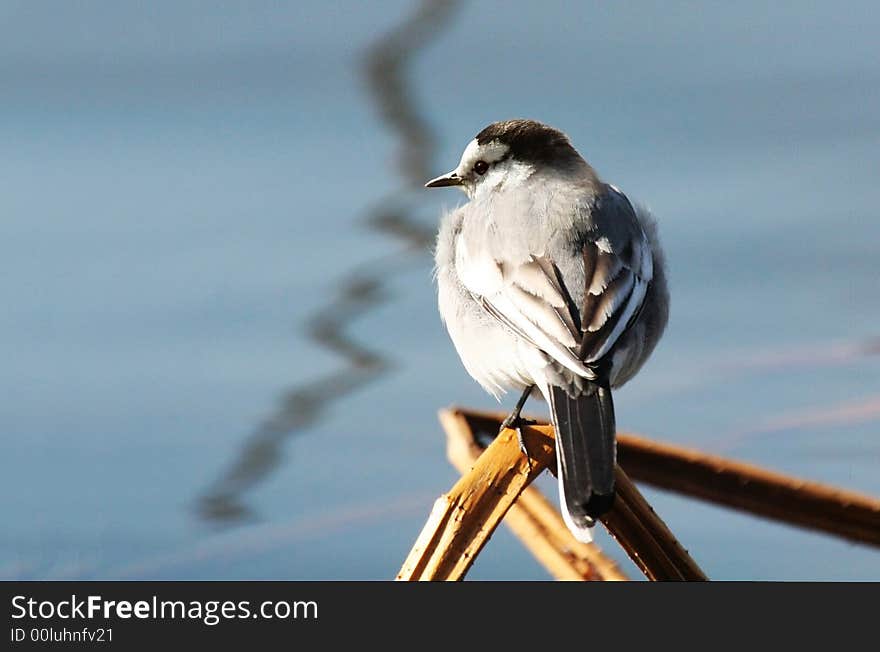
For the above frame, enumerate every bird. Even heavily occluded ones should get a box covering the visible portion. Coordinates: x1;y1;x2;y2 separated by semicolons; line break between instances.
428;119;668;542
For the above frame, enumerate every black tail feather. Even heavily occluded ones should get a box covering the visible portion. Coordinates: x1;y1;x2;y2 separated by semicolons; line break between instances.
550;383;617;525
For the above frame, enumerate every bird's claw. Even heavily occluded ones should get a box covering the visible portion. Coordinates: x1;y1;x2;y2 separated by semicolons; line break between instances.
516;426;532;473
499;416;535;474
499;384;537;474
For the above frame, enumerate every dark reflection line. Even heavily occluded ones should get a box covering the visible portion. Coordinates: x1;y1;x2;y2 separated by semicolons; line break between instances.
365;0;461;187
196;0;461;523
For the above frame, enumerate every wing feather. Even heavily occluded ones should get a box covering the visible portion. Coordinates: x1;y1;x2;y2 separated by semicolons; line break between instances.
457;185;653;381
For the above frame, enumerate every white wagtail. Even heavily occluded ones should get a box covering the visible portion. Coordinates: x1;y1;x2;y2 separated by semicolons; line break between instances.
428;119;668;542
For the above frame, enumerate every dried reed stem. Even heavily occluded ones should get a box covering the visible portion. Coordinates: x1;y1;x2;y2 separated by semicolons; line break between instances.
398;408;706;581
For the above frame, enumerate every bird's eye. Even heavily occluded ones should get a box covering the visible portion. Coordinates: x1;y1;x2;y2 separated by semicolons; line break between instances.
473;160;489;175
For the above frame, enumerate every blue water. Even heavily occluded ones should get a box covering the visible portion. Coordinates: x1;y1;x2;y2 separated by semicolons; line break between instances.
2;1;879;580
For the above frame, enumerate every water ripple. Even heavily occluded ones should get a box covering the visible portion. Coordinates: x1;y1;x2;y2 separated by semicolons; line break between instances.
196;0;461;523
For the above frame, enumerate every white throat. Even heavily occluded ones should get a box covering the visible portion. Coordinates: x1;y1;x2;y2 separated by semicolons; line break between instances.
469;158;536;200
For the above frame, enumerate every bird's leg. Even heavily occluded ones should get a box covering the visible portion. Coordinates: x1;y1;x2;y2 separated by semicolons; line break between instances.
499;385;536;472
499;385;534;431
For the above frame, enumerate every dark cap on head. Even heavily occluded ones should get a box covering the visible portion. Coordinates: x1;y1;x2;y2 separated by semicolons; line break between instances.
475;119;582;167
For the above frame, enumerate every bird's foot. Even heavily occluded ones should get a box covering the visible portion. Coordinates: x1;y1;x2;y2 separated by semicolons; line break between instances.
498;384;536;473
499;413;537;473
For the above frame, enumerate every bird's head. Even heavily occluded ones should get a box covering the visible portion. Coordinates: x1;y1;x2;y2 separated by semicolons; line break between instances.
425;119;589;199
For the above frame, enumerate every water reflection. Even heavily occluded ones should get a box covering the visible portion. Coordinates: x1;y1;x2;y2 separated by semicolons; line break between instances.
197;0;461;523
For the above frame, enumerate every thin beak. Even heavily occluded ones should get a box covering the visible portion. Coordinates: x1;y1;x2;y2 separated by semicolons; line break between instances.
425;171;463;188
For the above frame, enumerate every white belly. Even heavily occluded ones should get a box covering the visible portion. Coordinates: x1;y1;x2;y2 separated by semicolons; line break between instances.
437;267;542;400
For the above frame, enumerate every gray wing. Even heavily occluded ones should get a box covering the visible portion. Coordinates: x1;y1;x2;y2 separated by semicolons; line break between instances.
577;186;654;365
456;185;653;378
